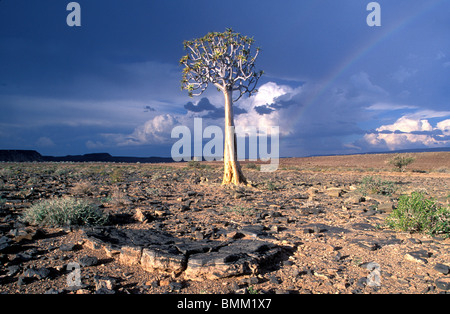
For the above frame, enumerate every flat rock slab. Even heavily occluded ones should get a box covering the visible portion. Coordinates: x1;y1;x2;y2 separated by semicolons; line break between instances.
81;227;288;280
185;240;281;281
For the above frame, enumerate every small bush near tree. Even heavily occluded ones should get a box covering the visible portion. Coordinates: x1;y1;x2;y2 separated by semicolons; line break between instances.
387;154;416;172
386;192;449;238
23;197;108;227
358;176;398;196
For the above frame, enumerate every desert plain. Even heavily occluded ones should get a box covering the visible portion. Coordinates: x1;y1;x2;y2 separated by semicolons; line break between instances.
0;152;449;294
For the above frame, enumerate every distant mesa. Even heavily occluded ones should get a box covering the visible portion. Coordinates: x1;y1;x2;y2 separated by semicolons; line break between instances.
0;150;44;162
0;150;174;163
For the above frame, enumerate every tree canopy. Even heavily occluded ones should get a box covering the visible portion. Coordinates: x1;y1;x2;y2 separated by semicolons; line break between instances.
180;28;263;102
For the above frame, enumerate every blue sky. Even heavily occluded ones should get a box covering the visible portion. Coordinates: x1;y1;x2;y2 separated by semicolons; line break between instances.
0;0;449;157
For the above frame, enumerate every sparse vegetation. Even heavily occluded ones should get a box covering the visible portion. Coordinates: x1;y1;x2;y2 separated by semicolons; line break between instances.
110;186;131;206
226;205;257;216
109;168;125;183
386;192;450;238
387;154;416;172
245;163;261;171
261;180;284;191
358;176;398;196
434;166;450;173
0;151;448;294
186;160;212;170
187;160;201;168
70;181;96;196
23;197;108;227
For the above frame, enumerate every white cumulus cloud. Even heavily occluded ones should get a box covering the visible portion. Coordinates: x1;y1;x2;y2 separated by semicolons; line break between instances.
363;115;450;150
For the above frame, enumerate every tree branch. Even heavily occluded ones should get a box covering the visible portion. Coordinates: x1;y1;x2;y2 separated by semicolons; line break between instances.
180;29;263;101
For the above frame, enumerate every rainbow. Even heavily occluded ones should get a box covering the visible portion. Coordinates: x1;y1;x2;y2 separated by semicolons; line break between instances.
296;0;445;116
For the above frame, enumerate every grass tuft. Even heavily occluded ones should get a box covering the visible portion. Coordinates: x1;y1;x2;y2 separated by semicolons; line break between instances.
358;176;398;196
23;197;108;227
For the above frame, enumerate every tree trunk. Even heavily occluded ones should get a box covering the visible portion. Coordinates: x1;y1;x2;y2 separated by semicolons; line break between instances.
222;87;247;185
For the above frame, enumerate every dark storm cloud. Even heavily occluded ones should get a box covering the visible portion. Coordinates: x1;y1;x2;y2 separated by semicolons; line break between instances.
184;98;217;113
184;97;247;119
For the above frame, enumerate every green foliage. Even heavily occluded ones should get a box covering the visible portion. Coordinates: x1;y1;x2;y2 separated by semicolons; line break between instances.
245;163;260;171
262;180;284;191
23;197;108;227
180;28;263;100
109;168;125;183
186;160;211;170
187;160;201;168
358;176;398;196
387;154;416;172
226;205;257;216
386;192;450;238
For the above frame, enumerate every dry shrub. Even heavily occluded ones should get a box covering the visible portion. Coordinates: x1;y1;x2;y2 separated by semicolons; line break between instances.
70;181;96;196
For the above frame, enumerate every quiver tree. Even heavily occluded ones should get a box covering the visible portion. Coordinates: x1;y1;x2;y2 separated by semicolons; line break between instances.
180;28;263;185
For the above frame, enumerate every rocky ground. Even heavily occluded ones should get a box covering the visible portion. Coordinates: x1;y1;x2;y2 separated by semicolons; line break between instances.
0;152;449;294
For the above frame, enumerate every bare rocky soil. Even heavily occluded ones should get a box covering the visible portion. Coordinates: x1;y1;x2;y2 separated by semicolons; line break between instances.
0;152;449;294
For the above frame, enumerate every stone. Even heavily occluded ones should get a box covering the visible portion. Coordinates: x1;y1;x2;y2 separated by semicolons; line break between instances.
195;231;204;240
405;250;430;264
360;261;380;271
226;231;245;239
35;267;51;279
0;236;11;252
351;223;376;231
269;275;281;284
95;288;115;294
334;252;343;262
270;225;280;233
433;263;450;275
239;225;267;238
140;246;186;273
80;224;287;281
119;246;142;266
312;225;327;233
376;202;394;213
355;240;381;251
362;208;378;216
79;255;98;267
17;275;29;286
169;281;183;292
184;240;280;281
159;277;172;286
23;267;51;280
11;228;44;243
356;277;367;288
94;275;117;290
185;251;252;280
133;208;153;223
44;288;63;294
83;236;104;250
7;265;21;276
60;243;76;252
301;207;325;216
344;194;365;204
180;205;191;212
325;188;344;197
435;277;450;291
292;193;309;200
